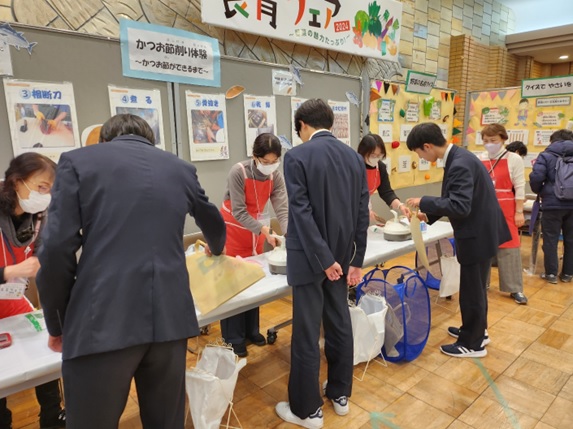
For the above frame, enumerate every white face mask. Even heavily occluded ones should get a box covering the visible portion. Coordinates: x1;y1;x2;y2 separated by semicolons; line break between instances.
256;160;280;176
484;142;503;157
366;156;382;167
18;182;51;214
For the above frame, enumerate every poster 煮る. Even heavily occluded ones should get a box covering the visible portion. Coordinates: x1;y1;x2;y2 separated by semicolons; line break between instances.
3;79;81;161
186;92;229;161
109;86;165;150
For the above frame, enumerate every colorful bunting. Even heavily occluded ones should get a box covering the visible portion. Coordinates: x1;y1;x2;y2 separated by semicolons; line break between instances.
466;126;475;134
391;84;399;95
453;118;462;127
499;90;507;100
489;91;498;100
452;128;462;136
471;93;479;102
370;88;381;102
376;80;382;92
383;82;390;94
445;93;450;102
454;95;462;104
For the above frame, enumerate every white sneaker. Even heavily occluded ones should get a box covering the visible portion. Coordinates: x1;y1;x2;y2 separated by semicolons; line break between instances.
322;380;350;416
275;402;324;429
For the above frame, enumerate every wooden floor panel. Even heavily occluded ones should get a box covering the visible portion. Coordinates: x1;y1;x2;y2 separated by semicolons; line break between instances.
8;235;573;429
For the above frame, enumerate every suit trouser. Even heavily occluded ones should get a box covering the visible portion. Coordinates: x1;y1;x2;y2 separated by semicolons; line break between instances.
220;308;260;345
288;276;353;419
542;209;573;276
62;339;188;429
458;259;490;350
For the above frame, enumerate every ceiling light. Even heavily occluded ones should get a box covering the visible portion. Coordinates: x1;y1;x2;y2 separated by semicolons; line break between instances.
559;55;569;60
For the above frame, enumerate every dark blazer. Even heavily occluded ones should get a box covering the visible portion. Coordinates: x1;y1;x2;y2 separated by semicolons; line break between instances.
37;136;226;360
284;131;370;286
420;144;510;265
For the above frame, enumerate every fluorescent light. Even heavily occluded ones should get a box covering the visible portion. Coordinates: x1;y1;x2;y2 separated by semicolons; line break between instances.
559;55;569;60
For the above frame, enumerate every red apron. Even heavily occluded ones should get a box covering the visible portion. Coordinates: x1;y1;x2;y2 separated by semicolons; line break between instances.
483;157;520;248
221;163;273;258
366;167;381;196
0;231;35;319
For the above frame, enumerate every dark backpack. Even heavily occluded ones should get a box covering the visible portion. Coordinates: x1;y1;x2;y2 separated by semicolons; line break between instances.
554;155;573;200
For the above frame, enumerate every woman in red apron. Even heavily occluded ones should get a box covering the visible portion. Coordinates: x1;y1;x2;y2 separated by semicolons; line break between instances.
220;133;288;357
357;134;410;220
480;124;527;304
0;153;65;429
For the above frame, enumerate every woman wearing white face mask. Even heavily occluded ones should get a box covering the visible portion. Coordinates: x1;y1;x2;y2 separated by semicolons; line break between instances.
0;153;66;429
220;133;288;357
479;124;527;305
357;133;410;221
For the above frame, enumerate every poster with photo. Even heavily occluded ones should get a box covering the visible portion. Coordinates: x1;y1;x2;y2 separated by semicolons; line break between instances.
108;86;165;150
328;100;351;146
185;92;229;161
3;79;81;161
244;95;277;155
291;97;307;146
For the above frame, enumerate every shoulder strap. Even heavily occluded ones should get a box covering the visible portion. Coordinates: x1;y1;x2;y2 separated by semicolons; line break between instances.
487;150;508;175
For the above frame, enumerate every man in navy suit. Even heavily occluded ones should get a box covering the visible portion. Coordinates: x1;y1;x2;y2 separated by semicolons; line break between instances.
406;123;510;358
275;99;369;428
36;114;226;429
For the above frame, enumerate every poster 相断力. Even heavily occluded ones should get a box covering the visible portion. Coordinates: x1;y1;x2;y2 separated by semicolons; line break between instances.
3;79;80;161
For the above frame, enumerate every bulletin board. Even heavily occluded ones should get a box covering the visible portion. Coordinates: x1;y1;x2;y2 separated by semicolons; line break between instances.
464;87;573;175
0;24;174;174
174;59;363;211
368;81;456;189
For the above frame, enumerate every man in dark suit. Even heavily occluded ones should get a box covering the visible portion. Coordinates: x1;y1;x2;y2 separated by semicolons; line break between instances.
406;123;510;358
36;114;226;429
275;99;369;428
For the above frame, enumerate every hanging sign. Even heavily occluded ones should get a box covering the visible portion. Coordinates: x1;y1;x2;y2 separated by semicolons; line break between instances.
405;70;436;94
522;75;573;98
120;19;221;87
201;0;403;62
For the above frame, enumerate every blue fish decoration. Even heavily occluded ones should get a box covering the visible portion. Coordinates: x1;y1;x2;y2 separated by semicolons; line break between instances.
289;64;303;86
346;91;360;107
0;23;37;55
278;135;292;150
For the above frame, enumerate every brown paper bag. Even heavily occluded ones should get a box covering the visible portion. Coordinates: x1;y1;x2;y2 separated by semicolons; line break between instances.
186;241;265;315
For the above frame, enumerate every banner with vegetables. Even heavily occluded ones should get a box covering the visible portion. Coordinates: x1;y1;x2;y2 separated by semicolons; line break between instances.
202;0;402;61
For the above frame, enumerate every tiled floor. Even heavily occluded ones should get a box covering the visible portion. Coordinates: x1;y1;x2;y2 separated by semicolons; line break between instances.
8;235;573;429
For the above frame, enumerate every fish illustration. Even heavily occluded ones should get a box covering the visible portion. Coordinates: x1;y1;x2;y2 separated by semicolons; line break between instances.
289;64;303;86
0;23;37;55
346;91;360;107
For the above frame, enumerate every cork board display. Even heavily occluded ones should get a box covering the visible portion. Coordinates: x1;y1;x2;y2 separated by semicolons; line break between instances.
368;80;456;190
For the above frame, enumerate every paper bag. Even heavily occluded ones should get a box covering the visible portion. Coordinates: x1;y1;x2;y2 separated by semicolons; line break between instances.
410;214;430;272
186;241;265;314
439;255;460;297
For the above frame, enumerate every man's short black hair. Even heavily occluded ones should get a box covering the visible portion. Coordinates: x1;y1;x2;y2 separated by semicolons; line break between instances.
549;129;573;143
406;122;446;151
100;114;156;145
294;99;334;137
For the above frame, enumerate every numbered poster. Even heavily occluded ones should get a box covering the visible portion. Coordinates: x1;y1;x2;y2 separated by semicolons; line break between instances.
4;79;80;161
108;86;165;150
186;92;229;161
328;100;351;146
291;97;307;146
244;95;277;155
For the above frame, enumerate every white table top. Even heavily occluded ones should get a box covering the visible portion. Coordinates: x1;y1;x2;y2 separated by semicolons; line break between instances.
0;221;453;397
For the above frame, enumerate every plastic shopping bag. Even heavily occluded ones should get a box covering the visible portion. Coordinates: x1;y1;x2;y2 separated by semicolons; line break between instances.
186;345;247;429
439;256;460;297
186;240;265;315
350;293;388;365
